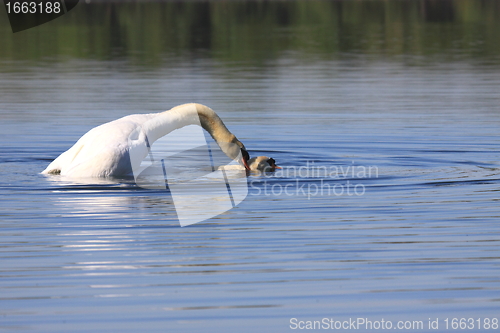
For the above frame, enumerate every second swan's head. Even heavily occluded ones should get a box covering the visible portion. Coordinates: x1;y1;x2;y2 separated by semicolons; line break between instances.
248;156;281;172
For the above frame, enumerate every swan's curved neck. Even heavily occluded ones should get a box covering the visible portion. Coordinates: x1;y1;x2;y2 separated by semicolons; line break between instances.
194;104;238;146
142;103;246;158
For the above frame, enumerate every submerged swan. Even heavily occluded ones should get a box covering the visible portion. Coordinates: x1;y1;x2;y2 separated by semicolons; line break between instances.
219;156;281;173
42;103;279;177
248;156;281;172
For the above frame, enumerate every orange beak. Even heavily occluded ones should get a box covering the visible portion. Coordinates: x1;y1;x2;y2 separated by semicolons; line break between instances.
241;150;251;171
242;157;250;171
268;157;281;171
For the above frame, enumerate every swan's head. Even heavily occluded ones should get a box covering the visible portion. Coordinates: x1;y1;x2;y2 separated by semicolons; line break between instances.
241;148;250;170
248;156;281;172
218;140;251;171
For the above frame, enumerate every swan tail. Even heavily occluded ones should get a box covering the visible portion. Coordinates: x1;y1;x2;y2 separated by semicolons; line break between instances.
41;156;64;175
43;168;61;175
41;142;85;175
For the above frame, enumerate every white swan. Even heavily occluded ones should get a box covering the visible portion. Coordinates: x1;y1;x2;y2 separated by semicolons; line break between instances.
42;103;279;178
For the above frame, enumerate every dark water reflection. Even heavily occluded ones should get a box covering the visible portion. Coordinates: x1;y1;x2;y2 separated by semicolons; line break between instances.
1;0;500;64
1;1;500;332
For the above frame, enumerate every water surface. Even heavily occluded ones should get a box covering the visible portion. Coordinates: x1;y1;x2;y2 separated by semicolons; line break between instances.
1;1;500;332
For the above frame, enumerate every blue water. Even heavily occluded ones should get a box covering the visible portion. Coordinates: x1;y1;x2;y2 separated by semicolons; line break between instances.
1;57;500;332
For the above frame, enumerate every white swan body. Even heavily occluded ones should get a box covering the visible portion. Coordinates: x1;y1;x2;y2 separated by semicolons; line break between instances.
42;103;251;178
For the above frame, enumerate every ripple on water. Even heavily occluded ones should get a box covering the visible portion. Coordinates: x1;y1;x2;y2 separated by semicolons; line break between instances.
1;57;500;331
